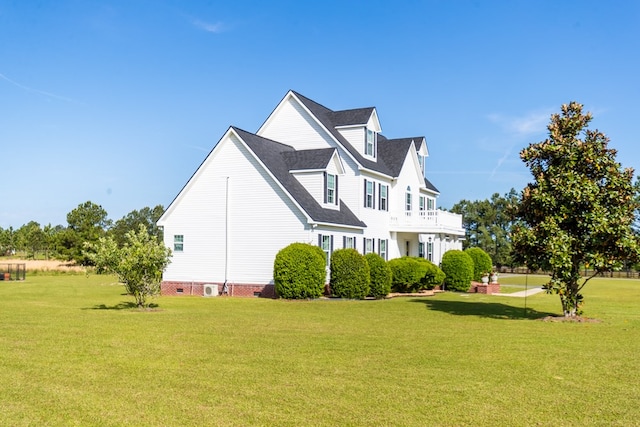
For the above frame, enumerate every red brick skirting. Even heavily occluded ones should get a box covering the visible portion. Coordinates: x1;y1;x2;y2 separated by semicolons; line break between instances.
161;281;276;298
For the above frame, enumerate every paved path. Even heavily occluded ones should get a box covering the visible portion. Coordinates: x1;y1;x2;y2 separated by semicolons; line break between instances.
494;287;545;297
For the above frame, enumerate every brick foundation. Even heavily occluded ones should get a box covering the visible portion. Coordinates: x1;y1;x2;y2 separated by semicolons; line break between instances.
161;281;276;298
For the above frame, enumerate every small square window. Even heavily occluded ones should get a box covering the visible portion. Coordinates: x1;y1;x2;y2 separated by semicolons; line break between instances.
174;235;184;252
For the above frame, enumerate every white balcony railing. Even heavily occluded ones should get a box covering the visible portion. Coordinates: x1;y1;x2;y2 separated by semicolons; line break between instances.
389;209;463;231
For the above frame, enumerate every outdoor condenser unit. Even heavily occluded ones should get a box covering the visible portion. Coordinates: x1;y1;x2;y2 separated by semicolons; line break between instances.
203;284;218;297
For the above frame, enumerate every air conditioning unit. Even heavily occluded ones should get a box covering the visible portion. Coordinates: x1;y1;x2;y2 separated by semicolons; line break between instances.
203;284;218;297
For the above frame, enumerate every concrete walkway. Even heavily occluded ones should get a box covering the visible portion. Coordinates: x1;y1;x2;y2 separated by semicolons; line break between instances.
493;287;545;297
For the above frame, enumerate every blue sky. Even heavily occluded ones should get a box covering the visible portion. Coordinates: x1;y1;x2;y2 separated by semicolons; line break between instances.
1;0;639;228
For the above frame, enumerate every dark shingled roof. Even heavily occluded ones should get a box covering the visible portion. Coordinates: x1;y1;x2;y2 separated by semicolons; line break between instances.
329;108;375;127
233;127;366;228
282;148;337;171
291;91;443;194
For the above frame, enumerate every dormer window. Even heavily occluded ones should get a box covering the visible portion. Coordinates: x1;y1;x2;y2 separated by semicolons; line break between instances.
324;172;338;206
417;154;425;175
365;128;376;157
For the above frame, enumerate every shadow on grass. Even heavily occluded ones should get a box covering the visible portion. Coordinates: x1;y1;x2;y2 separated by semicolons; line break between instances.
86;302;159;310
411;297;555;320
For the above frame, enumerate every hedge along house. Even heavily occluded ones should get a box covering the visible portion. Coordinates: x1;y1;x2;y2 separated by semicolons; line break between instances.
157;91;465;297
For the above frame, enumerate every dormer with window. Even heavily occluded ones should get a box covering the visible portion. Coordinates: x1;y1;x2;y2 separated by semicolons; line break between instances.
334;107;382;160
285;148;345;211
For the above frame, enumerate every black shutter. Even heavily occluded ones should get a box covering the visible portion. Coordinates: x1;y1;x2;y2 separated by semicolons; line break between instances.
363;237;366;253
363;179;367;207
323;172;327;204
330;235;334;253
318;234;323;247
334;175;339;205
343;235;346;248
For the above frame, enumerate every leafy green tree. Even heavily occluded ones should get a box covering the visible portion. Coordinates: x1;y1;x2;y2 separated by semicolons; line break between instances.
89;224;172;308
15;221;45;259
109;205;164;247
451;189;519;267
512;102;640;317
62;201;112;265
0;226;15;256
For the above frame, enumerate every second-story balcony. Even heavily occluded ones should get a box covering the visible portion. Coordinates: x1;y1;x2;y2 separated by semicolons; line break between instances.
389;209;464;233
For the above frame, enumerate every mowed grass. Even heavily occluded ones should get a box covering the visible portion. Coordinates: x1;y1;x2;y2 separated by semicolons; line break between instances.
1;275;639;426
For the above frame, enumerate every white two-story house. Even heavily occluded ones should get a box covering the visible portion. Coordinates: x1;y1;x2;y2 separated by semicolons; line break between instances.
157;91;464;297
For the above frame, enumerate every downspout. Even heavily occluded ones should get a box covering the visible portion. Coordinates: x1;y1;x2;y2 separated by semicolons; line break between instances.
225;176;229;294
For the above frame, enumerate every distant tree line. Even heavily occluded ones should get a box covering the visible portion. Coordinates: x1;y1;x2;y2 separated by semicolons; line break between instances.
0;202;164;265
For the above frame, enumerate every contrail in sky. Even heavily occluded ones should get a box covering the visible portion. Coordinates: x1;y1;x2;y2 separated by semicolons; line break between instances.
0;72;82;104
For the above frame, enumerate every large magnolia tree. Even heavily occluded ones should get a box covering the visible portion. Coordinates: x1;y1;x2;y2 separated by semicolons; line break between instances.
512;102;640;317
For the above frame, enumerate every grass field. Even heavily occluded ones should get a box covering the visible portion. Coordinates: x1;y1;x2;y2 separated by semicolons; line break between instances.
1;275;639;426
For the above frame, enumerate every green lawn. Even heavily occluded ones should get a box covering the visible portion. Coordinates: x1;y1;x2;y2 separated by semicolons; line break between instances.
1;275;639;426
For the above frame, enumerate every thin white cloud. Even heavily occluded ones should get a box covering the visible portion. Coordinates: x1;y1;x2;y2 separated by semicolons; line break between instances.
0;72;82;104
192;19;225;33
488;109;552;137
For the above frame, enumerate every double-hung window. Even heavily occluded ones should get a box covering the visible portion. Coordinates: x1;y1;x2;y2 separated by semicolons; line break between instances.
379;184;388;211
405;190;412;212
325;173;337;205
365;128;376;157
344;236;356;249
364;238;374;254
319;234;333;266
173;235;184;252
364;179;375;208
418;242;425;258
378;239;388;260
427;197;435;211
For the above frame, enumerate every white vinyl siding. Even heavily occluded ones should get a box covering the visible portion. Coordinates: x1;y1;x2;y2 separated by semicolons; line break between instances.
159;132;309;285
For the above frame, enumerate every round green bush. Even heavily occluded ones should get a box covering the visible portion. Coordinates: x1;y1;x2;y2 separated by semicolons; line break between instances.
416;258;446;290
465;247;493;281
388;257;444;292
330;248;370;299
273;243;326;299
441;250;474;292
364;253;391;299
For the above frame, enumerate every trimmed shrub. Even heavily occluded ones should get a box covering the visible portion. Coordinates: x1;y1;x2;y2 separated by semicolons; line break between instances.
417;258;446;290
330;248;370;299
273;243;326;299
364;253;392;299
465;247;493;281
388;257;444;292
441;250;474;292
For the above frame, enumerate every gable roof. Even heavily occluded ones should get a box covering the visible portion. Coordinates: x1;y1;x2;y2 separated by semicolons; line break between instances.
290;91;437;193
290;91;396;177
233;127;366;228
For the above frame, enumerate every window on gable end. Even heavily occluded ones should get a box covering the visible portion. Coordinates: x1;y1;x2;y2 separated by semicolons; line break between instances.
365;128;376;157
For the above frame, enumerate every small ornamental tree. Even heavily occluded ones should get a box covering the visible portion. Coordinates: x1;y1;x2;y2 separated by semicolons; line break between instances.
330;248;370;299
513;102;640;317
441;250;474;292
465;247;493;281
273;243;326;299
89;224;172;308
364;253;392;299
